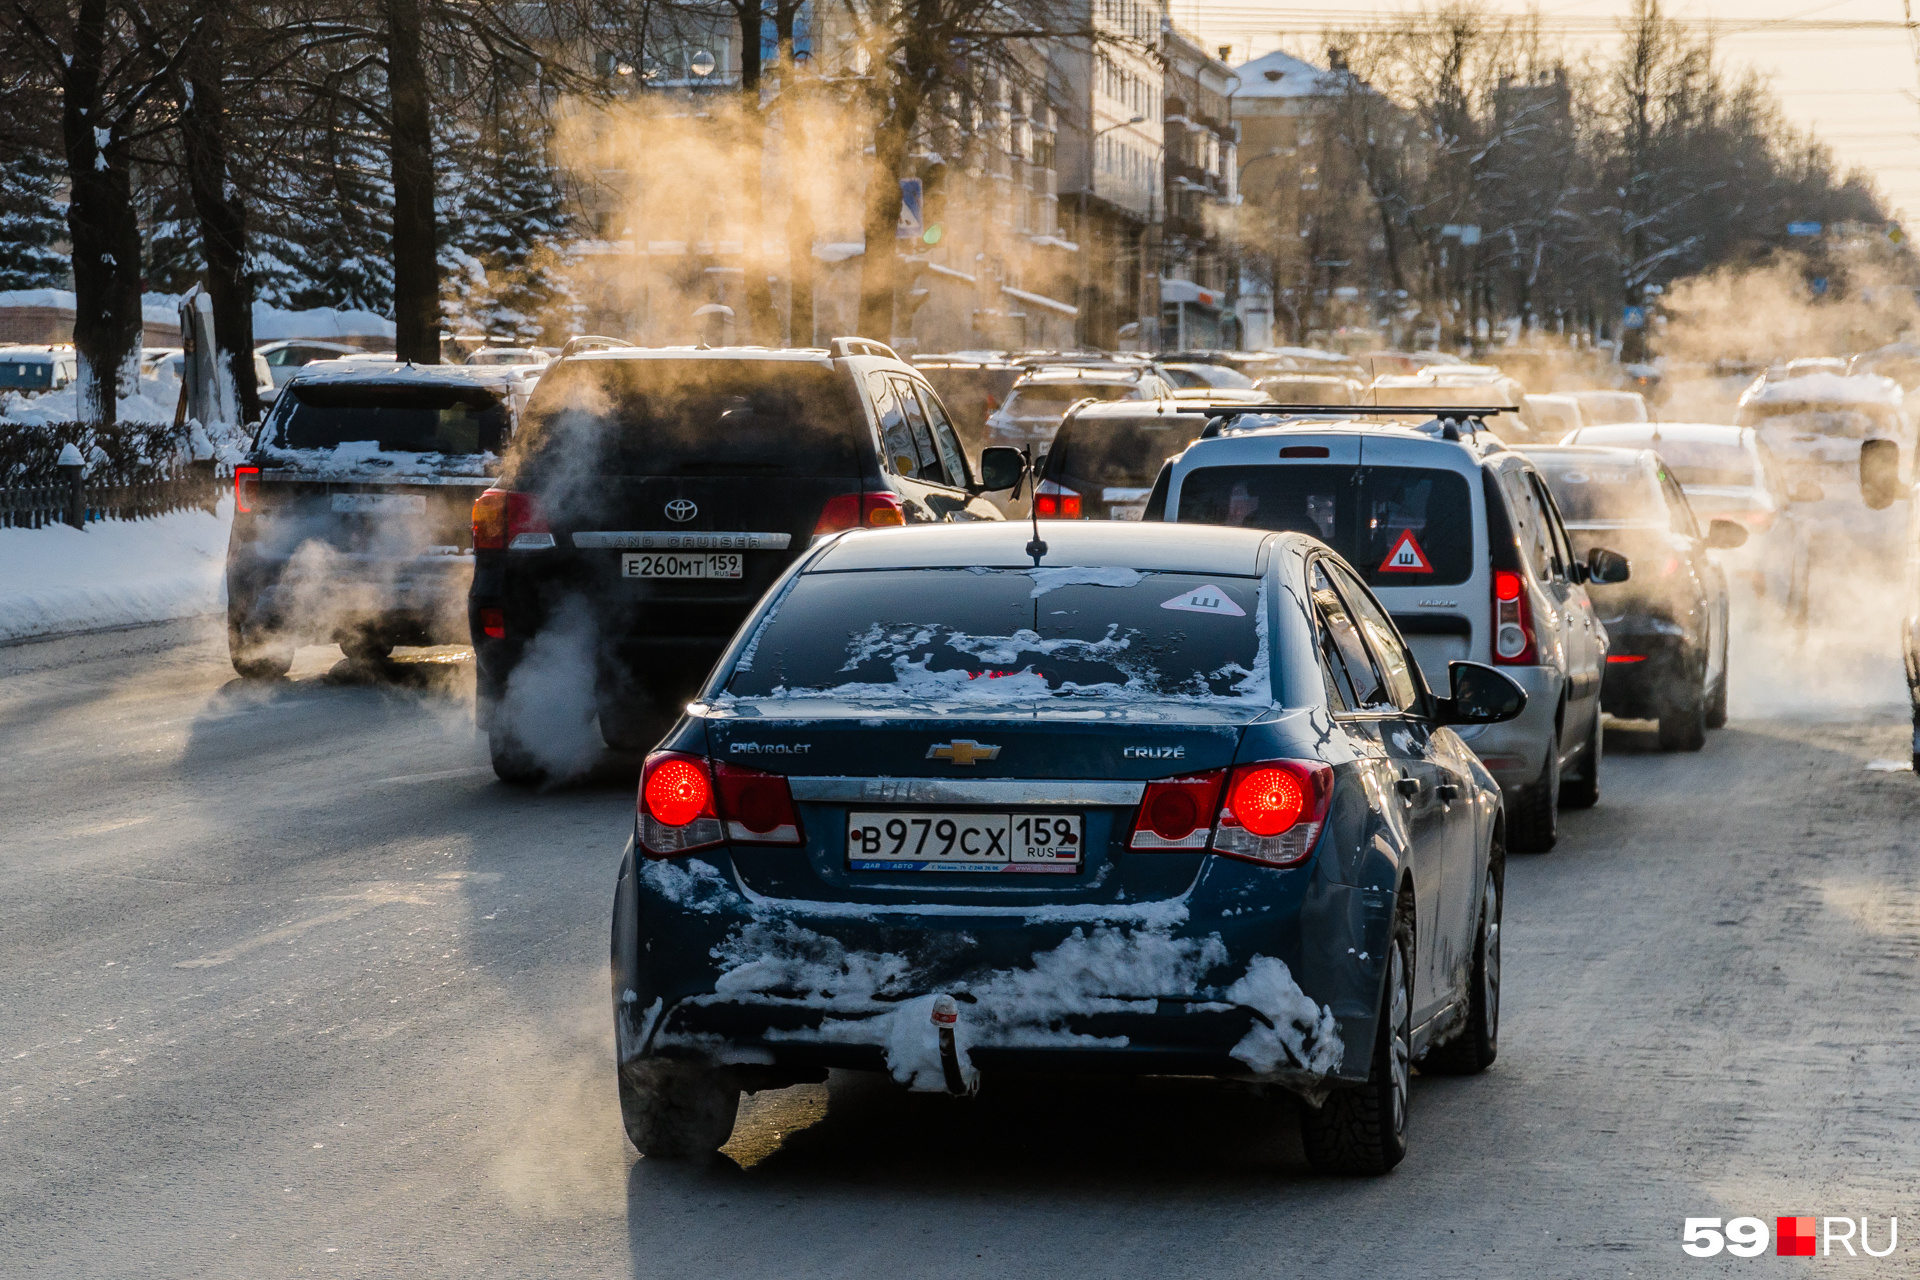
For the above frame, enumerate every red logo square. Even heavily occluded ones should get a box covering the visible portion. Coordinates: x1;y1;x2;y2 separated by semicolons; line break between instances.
1778;1216;1816;1257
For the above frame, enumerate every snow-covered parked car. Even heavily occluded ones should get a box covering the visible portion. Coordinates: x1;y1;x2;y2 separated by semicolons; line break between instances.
985;365;1175;451
0;345;78;393
1736;370;1910;506
224;364;521;676
611;520;1523;1174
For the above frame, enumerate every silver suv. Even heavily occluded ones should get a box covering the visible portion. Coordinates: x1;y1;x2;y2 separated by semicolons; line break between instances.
1147;411;1629;851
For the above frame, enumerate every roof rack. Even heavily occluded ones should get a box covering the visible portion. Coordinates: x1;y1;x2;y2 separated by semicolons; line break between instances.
1195;403;1519;439
829;337;902;361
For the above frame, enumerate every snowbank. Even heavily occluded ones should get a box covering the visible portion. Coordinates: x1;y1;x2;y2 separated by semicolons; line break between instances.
1;372;179;426
0;499;232;643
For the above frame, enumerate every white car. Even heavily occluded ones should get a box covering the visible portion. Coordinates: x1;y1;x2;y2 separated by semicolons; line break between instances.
256;339;364;388
985;366;1175;450
1151;409;1630;852
465;347;551;368
1562;389;1648;426
1559;422;1814;627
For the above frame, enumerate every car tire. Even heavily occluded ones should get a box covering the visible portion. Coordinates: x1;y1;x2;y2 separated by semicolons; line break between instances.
617;1062;740;1159
1705;656;1729;730
228;622;294;680
341;636;394;665
1299;905;1412;1176
488;721;547;787
1559;711;1601;811
1658;678;1707;752
1423;854;1502;1076
1506;747;1559;853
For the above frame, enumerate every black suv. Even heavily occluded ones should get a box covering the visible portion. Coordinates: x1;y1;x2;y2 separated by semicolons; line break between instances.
226;365;517;677
469;339;1024;782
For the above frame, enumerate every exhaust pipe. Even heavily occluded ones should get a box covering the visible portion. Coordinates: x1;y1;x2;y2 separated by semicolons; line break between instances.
931;994;974;1095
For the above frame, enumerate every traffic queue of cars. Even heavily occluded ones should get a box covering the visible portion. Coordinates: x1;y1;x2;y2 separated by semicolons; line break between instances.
217;337;1822;1177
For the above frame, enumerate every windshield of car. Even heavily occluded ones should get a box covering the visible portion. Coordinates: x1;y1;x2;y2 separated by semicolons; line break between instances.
725;567;1268;703
1162;365;1256;390
1530;458;1665;522
1049;417;1202;488
517;358;860;477
270;384;510;454
1174;464;1475;587
1008;383;1136;413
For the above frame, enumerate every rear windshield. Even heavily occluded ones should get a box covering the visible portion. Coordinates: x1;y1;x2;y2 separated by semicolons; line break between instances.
1255;377;1353;405
1048;418;1202;488
726;567;1268;703
1010;383;1134;410
270;384;509;454
1646;441;1757;487
1531;459;1664;522
517;359;860;477
1175;465;1475;587
1740;404;1896;439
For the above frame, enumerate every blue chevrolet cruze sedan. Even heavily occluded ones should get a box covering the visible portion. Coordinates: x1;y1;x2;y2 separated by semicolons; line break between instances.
609;521;1523;1174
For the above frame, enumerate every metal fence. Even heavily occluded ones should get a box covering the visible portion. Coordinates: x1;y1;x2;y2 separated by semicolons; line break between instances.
0;461;227;530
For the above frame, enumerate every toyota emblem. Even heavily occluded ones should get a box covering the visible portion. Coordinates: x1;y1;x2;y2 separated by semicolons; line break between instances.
665;499;697;523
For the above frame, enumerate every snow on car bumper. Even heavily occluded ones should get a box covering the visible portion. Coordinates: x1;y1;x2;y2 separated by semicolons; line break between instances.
610;848;1391;1098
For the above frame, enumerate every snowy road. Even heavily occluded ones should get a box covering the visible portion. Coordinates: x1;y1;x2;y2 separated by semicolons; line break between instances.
3;619;1918;1278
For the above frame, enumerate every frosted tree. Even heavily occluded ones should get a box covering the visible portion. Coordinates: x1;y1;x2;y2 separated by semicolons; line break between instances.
0;148;71;290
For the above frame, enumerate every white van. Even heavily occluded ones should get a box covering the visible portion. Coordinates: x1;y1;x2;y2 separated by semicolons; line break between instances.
1148;411;1629;852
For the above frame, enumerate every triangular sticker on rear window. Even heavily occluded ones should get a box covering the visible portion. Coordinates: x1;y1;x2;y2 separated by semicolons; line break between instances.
1160;585;1246;616
1377;529;1435;574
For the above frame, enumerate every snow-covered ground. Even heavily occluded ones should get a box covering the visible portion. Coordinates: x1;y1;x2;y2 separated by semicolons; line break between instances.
0;498;231;644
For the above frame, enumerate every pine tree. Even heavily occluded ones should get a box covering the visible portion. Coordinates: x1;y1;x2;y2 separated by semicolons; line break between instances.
0;147;70;291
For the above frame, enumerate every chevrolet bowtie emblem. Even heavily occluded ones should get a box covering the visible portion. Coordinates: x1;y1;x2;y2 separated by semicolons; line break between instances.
927;739;1001;766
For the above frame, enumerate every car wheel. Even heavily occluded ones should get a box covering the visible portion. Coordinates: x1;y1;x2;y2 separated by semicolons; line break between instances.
1506;746;1559;853
228;622;293;680
618;1062;740;1159
1423;854;1502;1075
1910;703;1920;774
1705;648;1729;730
1559;710;1601;810
1658;676;1707;752
488;721;547;787
341;636;394;665
1300;905;1412;1176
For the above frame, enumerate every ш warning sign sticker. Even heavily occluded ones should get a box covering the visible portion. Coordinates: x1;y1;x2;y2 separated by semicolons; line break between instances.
1377;530;1434;574
1160;585;1247;616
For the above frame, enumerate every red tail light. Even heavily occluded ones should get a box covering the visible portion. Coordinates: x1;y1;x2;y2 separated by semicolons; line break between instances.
1607;654;1647;664
639;751;722;856
234;465;258;513
1129;771;1227;848
814;492;908;535
472;489;549;551
714;762;803;845
1128;761;1332;867
479;607;505;640
1033;480;1082;519
1492;569;1536;664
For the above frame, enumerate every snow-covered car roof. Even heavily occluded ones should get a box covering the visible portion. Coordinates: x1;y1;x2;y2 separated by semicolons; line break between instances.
1564;422;1752;447
1737;371;1902;407
566;346;836;367
283;362;526;394
1014;366;1147;386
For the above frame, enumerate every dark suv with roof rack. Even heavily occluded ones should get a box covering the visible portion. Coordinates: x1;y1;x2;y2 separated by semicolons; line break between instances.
469;339;1026;783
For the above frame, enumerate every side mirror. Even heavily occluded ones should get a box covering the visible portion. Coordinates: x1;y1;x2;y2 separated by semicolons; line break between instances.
1586;546;1631;584
975;445;1027;495
1861;438;1902;510
1705;518;1748;550
1788;479;1824;504
1436;661;1527;726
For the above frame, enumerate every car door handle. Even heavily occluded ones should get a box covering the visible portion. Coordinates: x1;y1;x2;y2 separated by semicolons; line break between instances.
1436;783;1460;802
1396;777;1421;798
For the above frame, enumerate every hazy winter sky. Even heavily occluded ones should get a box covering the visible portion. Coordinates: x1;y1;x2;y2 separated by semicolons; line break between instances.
1195;0;1920;225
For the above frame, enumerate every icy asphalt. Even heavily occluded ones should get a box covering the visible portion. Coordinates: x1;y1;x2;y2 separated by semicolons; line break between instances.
2;617;1917;1279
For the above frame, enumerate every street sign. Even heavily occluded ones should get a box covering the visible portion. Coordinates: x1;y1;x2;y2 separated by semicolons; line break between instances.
896;178;923;240
1622;305;1647;331
1787;221;1822;237
1811;277;1829;296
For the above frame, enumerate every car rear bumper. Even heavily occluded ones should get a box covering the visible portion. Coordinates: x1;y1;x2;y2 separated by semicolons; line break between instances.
228;552;473;641
1596;628;1694;719
611;844;1389;1097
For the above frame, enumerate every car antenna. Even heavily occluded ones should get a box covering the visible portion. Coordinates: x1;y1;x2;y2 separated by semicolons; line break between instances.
1024;445;1048;563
